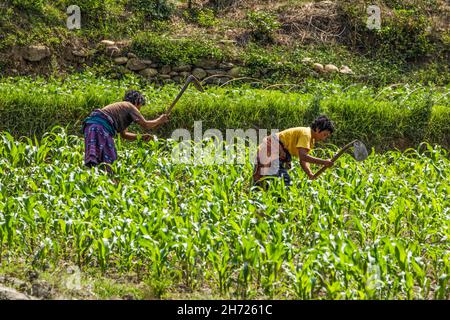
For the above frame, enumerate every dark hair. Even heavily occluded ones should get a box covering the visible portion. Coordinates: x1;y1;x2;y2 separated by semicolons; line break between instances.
124;90;146;106
311;115;335;133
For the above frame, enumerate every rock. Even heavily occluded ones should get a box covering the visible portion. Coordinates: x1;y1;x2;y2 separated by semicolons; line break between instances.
179;71;190;78
23;45;51;62
159;74;171;80
340;65;354;74
313;63;324;73
0;285;30;300
141;59;153;65
114;57;128;65
195;58;218;69
302;57;313;63
217;77;230;85
105;46;121;57
169;71;179;76
228;67;241;78
127;52;138;59
204;77;220;85
205;69;226;76
324;64;339;73
115;40;131;48
0;276;29;293
159;65;171;75
72;49;89;58
3;276;27;289
27;271;39;282
139;68;158;78
100;40;115;46
173;65;191;72
126;58;147;71
219;62;234;70
192;68;207;80
219;40;237;44
150;63;159;68
172;76;183;83
31;280;52;299
123;293;135;300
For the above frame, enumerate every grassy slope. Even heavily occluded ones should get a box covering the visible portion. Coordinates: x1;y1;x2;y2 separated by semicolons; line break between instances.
0;74;448;149
0;0;448;86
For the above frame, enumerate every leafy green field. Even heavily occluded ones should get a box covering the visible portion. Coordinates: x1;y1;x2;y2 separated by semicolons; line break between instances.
0;129;448;299
1;0;448;301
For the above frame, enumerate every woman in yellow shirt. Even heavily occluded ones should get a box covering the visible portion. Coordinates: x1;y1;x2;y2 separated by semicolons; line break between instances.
253;115;335;187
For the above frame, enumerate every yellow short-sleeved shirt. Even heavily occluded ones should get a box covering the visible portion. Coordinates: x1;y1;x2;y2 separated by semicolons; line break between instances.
276;127;315;157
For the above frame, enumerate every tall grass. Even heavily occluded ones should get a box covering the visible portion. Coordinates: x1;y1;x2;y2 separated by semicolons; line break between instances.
0;74;448;150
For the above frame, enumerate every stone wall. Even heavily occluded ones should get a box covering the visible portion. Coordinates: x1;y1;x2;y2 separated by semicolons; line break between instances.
99;40;241;85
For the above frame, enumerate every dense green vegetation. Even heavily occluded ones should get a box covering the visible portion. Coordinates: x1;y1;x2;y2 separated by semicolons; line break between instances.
131;32;225;66
0;75;448;150
0;0;448;300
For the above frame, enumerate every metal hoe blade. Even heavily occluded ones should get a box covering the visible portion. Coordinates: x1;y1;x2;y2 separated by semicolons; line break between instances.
166;75;204;115
353;140;368;161
312;139;368;179
191;76;205;92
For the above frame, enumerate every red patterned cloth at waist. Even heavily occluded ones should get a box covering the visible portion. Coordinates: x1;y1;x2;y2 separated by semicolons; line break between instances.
252;134;292;183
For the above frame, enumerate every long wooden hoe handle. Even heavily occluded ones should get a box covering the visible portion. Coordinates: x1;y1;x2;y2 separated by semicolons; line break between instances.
313;139;358;179
166;75;203;115
166;75;194;115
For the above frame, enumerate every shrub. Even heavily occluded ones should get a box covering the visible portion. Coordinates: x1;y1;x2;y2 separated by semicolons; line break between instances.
382;0;439;11
197;8;217;28
376;9;432;61
338;2;434;62
241;46;276;71
131;32;224;65
11;0;44;13
183;7;217;28
207;0;238;10
129;0;175;21
64;0;110;28
247;11;280;43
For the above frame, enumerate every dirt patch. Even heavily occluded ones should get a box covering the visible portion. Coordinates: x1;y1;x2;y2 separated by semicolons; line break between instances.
277;1;348;46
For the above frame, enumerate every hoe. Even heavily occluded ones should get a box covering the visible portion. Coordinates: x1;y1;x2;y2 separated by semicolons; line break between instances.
314;140;368;178
166;75;204;115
